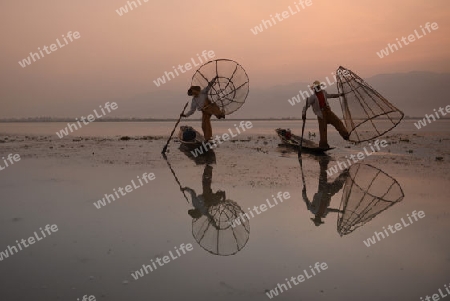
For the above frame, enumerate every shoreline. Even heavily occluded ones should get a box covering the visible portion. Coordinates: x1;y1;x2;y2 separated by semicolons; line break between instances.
2;117;450;123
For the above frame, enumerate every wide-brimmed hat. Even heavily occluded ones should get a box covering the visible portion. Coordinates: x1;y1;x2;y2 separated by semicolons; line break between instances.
311;217;325;226
310;80;323;92
187;86;201;96
188;209;202;219
312;80;323;87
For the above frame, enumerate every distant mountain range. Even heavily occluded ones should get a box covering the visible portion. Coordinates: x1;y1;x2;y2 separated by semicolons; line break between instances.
2;71;449;120
112;70;450;119
230;71;450;119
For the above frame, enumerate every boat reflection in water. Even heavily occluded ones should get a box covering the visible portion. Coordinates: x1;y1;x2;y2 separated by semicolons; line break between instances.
166;148;250;256
301;156;405;236
178;143;216;165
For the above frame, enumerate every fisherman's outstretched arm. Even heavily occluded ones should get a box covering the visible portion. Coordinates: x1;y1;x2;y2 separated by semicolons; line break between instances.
326;91;345;98
328;170;349;195
183;100;197;117
202;76;219;94
182;187;197;198
327;208;342;213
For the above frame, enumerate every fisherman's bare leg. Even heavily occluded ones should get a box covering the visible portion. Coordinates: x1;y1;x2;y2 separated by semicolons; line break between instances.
202;112;213;141
203;99;225;119
318;116;329;148
202;165;213;197
324;108;349;140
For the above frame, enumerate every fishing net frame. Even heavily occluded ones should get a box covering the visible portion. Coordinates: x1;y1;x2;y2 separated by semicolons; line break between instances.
336;66;404;143
337;164;405;236
191;199;250;256
191;59;250;116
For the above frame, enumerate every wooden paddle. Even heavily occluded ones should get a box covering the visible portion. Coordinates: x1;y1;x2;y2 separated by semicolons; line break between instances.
162;101;189;155
298;116;306;158
163;154;190;203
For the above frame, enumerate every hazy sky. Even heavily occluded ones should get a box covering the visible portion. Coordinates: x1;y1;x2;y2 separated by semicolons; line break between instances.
1;0;449;118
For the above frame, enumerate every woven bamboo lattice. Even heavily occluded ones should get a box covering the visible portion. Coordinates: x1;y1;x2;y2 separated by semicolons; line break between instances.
192;199;250;256
337;164;404;236
336;66;404;143
191;59;249;115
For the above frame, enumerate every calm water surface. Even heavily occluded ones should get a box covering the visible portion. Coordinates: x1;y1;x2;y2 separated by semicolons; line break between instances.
1;119;449;137
0;121;449;301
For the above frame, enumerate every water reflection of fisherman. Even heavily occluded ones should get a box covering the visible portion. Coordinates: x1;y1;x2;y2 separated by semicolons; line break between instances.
303;156;349;226
181;165;226;219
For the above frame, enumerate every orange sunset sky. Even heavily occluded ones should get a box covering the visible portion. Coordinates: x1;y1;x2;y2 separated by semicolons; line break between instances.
0;0;449;117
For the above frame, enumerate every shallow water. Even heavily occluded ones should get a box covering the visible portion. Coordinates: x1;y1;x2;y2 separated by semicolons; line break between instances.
1;135;449;301
1;119;449;137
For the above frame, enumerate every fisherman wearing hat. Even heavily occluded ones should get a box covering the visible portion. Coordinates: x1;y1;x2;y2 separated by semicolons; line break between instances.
181;76;225;141
182;165;226;219
302;80;349;148
302;156;349;226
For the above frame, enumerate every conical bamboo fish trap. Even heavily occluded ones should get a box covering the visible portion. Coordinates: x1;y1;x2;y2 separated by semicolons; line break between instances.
191;59;249;116
336;66;404;143
337;164;404;236
192;199;250;256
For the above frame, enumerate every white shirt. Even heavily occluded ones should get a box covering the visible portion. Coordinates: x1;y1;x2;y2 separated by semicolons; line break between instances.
184;188;209;216
302;90;340;119
185;84;213;117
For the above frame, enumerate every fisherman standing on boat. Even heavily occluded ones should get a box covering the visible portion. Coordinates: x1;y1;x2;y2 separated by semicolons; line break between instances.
302;81;349;149
181;76;225;141
303;156;349;226
182;165;226;219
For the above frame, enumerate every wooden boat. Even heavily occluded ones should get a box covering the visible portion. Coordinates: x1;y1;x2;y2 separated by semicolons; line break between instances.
275;128;334;154
178;126;205;149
